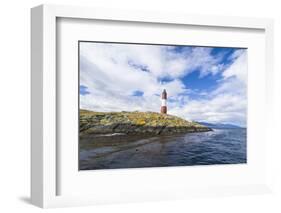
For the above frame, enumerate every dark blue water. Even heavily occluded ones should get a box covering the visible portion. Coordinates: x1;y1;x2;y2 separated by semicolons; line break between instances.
79;128;247;170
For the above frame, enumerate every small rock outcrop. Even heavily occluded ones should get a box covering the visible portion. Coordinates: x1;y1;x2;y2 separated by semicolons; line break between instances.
80;109;212;136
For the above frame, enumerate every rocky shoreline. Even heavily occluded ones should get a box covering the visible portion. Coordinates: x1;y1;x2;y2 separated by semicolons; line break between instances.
80;110;212;136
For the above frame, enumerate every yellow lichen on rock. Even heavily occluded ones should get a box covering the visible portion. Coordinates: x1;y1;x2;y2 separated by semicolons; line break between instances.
80;109;212;135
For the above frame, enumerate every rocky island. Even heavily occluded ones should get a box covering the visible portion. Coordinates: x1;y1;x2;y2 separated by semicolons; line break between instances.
80;109;212;136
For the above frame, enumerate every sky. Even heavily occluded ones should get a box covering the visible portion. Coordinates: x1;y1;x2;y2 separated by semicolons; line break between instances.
79;42;247;127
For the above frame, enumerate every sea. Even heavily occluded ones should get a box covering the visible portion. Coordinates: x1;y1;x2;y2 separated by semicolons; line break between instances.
79;128;247;170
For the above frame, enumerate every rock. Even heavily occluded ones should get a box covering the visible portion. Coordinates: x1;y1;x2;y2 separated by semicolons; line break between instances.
80;109;212;136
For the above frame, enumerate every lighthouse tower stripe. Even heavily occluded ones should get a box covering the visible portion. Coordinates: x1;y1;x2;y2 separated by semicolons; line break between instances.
161;89;167;114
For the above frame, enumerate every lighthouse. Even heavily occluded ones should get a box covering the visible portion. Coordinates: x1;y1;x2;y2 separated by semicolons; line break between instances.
161;89;167;114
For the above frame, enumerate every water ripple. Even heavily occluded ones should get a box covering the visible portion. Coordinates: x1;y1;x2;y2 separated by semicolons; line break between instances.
79;128;247;170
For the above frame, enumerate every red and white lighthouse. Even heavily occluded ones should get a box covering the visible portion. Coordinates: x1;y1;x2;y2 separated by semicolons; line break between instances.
161;89;167;114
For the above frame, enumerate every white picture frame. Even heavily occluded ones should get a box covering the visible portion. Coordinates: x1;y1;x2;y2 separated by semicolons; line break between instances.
31;4;274;208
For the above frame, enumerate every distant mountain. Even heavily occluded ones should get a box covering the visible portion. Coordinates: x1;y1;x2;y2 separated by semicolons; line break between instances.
197;122;243;129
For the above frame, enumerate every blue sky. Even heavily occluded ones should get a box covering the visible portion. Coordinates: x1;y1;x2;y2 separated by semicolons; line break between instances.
79;42;247;126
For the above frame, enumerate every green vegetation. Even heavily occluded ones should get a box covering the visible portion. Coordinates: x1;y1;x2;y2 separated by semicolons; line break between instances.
80;109;212;136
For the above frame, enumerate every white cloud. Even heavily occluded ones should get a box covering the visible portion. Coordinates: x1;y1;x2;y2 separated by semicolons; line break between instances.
80;42;247;126
222;49;248;83
169;50;248;126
